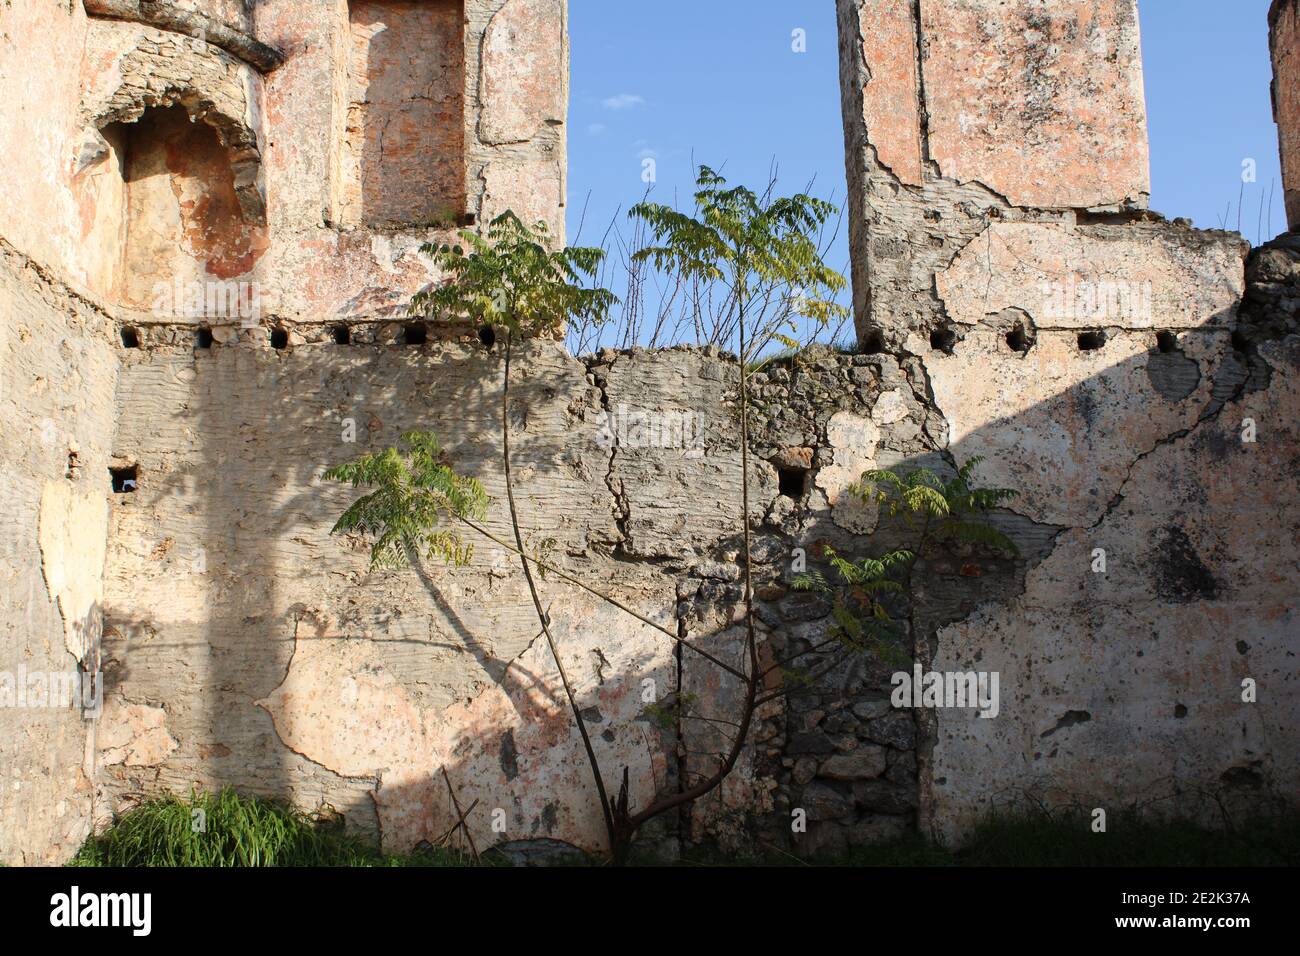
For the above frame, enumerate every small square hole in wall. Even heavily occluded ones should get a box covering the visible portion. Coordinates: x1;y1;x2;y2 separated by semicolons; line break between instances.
270;327;289;350
403;322;428;345
196;328;214;349
1077;330;1107;351
110;465;138;494
777;466;810;500
929;328;957;354
120;326;140;349
332;325;351;345
1231;329;1251;354
1155;331;1179;353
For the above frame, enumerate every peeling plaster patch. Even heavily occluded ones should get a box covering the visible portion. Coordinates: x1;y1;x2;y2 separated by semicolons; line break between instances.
257;590;675;854
871;389;910;425
1153;527;1222;603
816;411;880;533
38;481;109;661
499;729;519;781
1146;346;1201;402
855;0;923;186
98;700;178;767
481;158;563;240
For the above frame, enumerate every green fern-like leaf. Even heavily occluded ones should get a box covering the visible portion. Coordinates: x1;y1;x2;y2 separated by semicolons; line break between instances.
324;431;487;571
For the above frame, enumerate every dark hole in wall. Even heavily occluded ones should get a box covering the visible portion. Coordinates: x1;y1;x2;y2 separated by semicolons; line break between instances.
778;466;810;499
404;322;428;345
66;452;80;480
270;327;289;349
478;324;497;348
860;329;886;354
1231;329;1251;354
110;465;138;494
1005;324;1032;353
196;328;214;349
1156;331;1179;353
1220;764;1264;789
120;326;140;349
930;328;957;354
332;325;352;345
1077;330;1107;351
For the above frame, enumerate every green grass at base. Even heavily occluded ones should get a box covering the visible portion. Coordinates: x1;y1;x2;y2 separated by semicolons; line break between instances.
75;790;1300;867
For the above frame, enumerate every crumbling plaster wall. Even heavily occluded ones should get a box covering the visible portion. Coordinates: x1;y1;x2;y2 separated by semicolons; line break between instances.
0;240;119;865
96;336;954;857
0;0;576;862
2;0;567;325
3;0;1297;866
253;0;567;327
839;0;1299;842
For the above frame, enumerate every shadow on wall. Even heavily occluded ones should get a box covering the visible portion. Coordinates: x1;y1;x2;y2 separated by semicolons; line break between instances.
909;320;1299;844
96;295;1300;858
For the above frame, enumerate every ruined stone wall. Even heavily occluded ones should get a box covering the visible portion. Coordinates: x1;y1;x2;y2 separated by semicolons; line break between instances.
93;333;953;857
838;0;1299;842
2;0;1297;866
1273;0;1300;231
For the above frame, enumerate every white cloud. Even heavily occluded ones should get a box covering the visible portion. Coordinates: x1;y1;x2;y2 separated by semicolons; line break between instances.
601;93;645;111
587;122;607;136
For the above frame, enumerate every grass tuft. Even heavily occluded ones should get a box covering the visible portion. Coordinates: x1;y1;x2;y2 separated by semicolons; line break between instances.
72;789;473;868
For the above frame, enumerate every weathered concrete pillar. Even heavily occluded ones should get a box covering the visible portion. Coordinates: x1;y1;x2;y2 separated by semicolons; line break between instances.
1272;0;1300;231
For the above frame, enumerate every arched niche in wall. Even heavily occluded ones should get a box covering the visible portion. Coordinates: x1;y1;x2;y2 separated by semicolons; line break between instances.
72;22;269;315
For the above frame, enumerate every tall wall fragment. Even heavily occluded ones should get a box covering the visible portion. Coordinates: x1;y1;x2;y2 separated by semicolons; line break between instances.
838;0;1299;843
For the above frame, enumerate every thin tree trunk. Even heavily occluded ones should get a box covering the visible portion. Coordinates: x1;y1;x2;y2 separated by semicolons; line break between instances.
500;331;617;855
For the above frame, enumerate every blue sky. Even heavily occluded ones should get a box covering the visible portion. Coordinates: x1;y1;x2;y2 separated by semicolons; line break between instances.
566;0;1284;344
